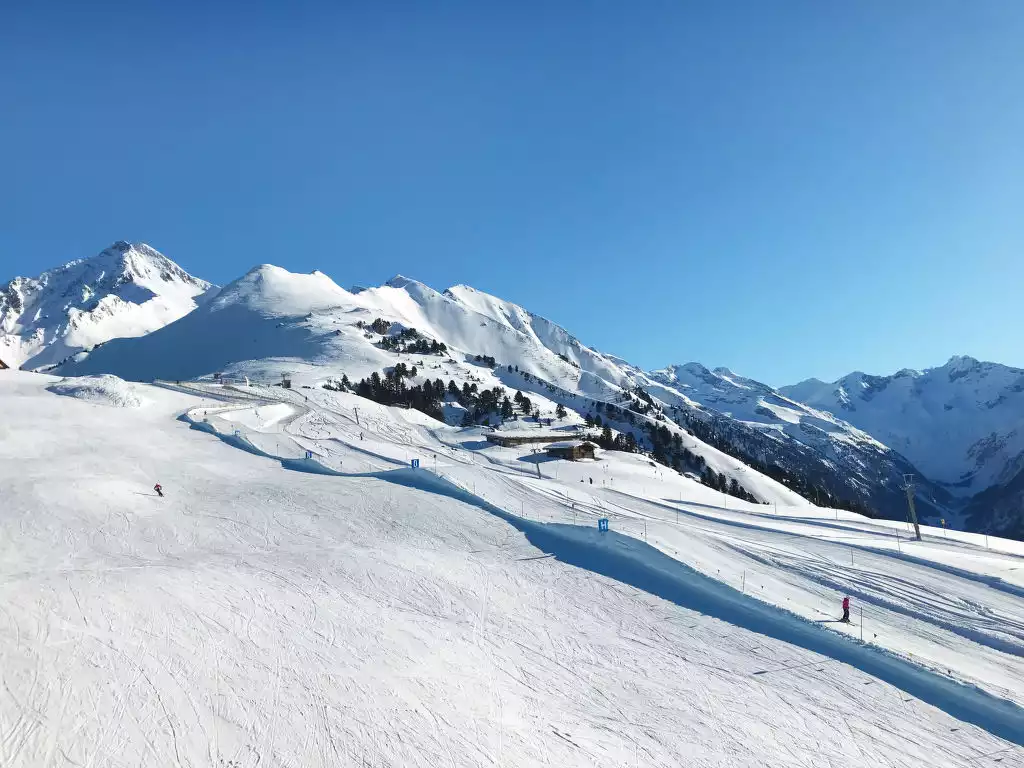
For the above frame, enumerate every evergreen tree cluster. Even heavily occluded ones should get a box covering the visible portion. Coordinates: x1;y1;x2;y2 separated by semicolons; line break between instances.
359;317;390;335
445;380;515;426
353;368;447;421
322;374;352;392
633;385;655;407
591;424;639;452
513;390;534;417
557;353;581;369
374;326;448;355
697;467;758;503
644;422;708;476
586;400;638;428
473;354;497;367
585;396;757;502
670;407;876;516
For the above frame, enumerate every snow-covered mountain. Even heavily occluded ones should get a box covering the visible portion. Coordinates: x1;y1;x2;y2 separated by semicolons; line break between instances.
783;358;1024;537
57;262;953;523
783;358;1024;495
16;243;1020;531
0;241;212;371
635;362;954;518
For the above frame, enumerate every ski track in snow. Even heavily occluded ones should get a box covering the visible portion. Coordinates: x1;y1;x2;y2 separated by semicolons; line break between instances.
2;372;1023;767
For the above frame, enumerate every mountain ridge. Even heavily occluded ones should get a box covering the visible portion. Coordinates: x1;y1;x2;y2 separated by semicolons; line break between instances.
53;256;949;525
5;243;1019;536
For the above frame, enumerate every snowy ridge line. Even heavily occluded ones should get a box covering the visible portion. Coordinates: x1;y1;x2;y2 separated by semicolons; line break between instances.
360;467;1024;747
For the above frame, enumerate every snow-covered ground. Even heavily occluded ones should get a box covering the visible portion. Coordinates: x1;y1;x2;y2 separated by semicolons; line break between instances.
2;370;1023;767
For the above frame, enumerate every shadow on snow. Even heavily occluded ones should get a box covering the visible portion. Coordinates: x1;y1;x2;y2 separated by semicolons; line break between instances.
379;468;1024;748
182;416;1024;747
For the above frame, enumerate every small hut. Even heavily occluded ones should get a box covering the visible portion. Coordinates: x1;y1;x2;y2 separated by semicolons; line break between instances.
545;441;597;461
0;357;9;371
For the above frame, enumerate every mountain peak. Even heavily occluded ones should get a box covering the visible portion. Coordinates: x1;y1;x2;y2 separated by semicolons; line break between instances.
1;241;212;371
214;264;350;315
380;275;445;303
946;354;979;369
384;274;418;289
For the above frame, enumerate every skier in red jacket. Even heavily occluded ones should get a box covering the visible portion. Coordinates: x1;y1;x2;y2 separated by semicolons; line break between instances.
841;596;850;623
154;483;164;498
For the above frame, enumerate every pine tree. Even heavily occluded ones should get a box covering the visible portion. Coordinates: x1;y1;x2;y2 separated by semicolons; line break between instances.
555;403;567;419
500;397;514;420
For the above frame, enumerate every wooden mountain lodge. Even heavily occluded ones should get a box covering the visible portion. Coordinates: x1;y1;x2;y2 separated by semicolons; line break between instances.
545;441;597;461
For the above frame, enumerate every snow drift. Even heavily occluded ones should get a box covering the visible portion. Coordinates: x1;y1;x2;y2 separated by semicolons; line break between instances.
47;374;146;408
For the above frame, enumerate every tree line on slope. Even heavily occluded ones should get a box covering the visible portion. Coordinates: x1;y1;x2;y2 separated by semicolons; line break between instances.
327;334;877;515
670;406;877;516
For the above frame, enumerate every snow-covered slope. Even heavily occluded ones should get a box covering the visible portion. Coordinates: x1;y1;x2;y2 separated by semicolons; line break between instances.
58;266;812;507
59;265;960;523
2;369;1023;766
631;361;953;522
0;241;212;371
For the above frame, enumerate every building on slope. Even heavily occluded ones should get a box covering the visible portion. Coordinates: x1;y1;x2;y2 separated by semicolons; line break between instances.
546;440;597;461
485;430;581;448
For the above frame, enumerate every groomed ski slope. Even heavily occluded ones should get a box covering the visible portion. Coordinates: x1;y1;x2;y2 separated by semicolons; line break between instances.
2;372;1023;767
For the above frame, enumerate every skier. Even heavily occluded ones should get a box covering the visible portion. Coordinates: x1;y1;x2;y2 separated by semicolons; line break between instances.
841;596;850;623
154;483;164;498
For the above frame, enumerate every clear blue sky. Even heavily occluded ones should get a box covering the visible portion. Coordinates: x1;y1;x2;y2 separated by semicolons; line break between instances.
2;1;1021;386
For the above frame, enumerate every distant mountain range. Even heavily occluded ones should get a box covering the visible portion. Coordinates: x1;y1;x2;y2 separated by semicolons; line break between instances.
3;242;1021;538
783;360;1024;538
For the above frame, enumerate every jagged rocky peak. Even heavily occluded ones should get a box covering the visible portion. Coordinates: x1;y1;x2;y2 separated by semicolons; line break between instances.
1;241;213;371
